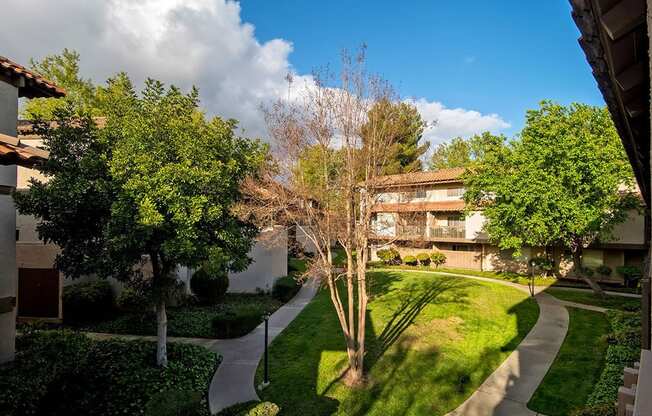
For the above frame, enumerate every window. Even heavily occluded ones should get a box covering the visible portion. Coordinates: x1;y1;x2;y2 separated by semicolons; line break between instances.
399;189;426;202
452;244;473;252
447;215;464;228
15;229;19;241
446;187;464;198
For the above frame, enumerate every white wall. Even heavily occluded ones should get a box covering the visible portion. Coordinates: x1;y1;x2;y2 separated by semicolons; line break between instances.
0;80;18;363
376;184;464;204
465;211;488;240
228;226;288;293
608;209;646;245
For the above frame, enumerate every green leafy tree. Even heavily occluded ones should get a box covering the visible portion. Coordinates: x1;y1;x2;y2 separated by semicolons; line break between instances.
464;101;639;294
361;99;428;174
22;49;99;119
14;76;266;365
430;132;506;170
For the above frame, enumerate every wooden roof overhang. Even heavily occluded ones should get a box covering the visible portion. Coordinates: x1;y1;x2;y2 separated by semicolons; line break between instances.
0;56;65;98
371;200;466;213
571;0;650;207
0;133;49;168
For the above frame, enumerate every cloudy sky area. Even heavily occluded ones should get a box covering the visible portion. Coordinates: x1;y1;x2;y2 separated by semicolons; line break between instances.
1;0;603;149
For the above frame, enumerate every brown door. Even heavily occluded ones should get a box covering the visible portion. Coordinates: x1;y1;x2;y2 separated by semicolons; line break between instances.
18;268;60;318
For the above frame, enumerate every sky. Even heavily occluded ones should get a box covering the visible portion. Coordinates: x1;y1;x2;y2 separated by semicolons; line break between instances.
1;0;604;149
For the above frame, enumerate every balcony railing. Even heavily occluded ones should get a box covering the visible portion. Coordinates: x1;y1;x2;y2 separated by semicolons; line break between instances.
384;224;466;240
429;226;465;239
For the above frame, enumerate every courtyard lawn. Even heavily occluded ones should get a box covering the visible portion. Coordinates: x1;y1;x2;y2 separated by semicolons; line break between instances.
75;293;283;339
0;330;218;416
255;270;539;416
545;288;640;311
528;308;610;416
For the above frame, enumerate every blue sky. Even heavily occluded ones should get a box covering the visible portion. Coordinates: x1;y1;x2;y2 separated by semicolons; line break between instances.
241;0;604;136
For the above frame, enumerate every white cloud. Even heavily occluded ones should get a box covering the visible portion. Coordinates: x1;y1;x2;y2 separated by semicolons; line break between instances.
407;98;511;147
2;0;509;144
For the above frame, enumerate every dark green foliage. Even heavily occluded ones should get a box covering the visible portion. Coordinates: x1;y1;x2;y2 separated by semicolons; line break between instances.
416;253;431;266
116;286;154;313
402;255;417;266
63;280;114;323
571;403;616;416
596;265;612;277
216;401;280;416
144;389;204;416
616;265;642;287
191;268;229;305
80;294;282;339
530;256;554;273
212;305;265;338
582;267;595;278
0;330;218;416
272;275;301;302
377;248;401;265
430;251;447;268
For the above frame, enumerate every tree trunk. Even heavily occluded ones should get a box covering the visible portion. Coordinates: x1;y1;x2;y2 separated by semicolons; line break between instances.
156;299;168;367
572;247;605;297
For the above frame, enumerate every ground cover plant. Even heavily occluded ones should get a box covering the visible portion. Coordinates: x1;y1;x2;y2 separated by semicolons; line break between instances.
255;270;539;415
0;329;218;416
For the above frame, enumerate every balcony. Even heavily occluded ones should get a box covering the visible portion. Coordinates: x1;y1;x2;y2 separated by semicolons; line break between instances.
378;224;466;241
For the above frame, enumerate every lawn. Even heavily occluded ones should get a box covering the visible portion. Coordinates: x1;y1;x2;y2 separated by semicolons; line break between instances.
255;270;539;415
545;288;641;311
528;308;610;415
75;293;283;338
0;329;218;416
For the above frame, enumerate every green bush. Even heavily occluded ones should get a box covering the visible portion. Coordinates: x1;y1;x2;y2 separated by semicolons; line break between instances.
377;248;401;265
530;256;554;273
116;286;154;313
212;305;264;338
571;403;616;416
403;255;417;266
430;251;447;268
1;330;218;416
616;265;642;287
63;280;114;324
144;389;203;416
596;264;612;277
272;275;301;303
191;268;229;304
416;253;431;266
244;402;280;416
581;267;595;277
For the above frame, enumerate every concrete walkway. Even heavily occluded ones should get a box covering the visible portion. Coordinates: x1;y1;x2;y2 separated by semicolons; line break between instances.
207;278;319;414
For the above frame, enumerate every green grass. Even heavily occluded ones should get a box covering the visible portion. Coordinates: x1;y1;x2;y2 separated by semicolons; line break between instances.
528;308;610;416
255;270;539;415
545;288;641;311
75;293;282;338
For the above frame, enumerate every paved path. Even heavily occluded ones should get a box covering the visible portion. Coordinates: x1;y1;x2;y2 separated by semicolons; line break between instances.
208;278;319;414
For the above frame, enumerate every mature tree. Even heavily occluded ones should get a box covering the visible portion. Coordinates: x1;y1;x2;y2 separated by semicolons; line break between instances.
362;99;428;175
14;76;266;366
253;48;405;385
430;132;506;170
22;49;99;119
464;101;639;295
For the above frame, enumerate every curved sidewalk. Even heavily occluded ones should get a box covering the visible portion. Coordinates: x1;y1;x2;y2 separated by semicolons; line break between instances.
208;278;319;414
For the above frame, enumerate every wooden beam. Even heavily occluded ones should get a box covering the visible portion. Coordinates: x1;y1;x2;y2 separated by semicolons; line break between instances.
616;61;646;91
600;0;646;40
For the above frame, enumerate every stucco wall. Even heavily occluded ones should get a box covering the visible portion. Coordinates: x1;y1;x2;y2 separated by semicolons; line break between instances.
0;80;18;363
228;226;288;293
607;209;646;245
376;184;464;204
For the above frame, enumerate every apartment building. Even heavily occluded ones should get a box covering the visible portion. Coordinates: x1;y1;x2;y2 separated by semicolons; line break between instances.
369;167;646;282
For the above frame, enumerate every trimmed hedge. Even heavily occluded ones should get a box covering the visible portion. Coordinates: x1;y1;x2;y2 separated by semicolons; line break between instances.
402;255;417;266
430;252;447;268
116;286;154;313
272;275;301;303
416;253;431;266
377;248;401;265
63;280;114;324
191;268;229;305
0;330;218;416
212;305;265;338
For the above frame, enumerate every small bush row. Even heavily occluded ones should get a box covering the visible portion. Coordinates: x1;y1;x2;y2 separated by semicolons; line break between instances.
272;275;301;303
376;248;447;268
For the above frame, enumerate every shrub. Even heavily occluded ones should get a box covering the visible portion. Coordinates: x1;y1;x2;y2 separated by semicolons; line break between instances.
416;253;431;266
272;275;301;303
116;287;154;313
430;252;447;268
581;266;594;277
63;280;114;324
377;248;401;265
212;305;264;338
596;264;612;277
530;256;553;274
244;402;280;416
571;403;616;416
616;265;642;288
144;389;203;416
403;255;417;266
191;268;229;304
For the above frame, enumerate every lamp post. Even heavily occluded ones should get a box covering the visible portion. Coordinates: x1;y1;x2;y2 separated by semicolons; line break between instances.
259;313;271;390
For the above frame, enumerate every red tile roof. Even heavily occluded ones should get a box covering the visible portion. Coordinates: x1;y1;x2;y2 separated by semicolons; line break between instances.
0;133;49;167
371;200;465;213
0;56;65;98
367;167;465;188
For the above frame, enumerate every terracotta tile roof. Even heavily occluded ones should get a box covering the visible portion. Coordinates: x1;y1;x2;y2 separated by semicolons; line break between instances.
371;200;465;213
0;56;65;98
0;133;49;167
368;167;465;188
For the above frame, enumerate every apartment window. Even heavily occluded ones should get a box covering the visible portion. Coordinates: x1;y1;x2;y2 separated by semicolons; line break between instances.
447;215;464;228
446;187;464;198
399;189;426;202
15;229;20;241
452;244;473;252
